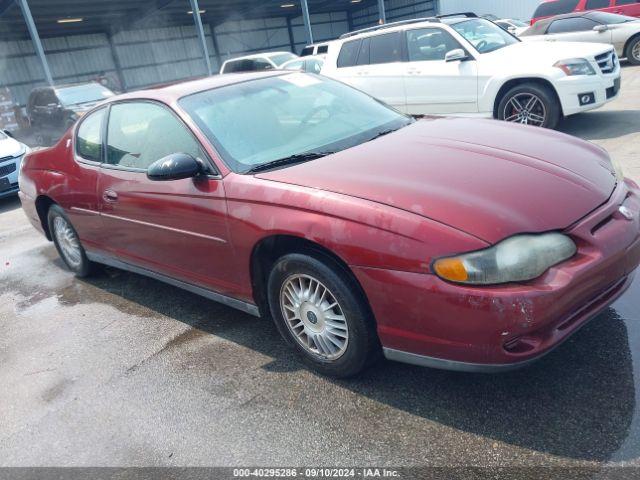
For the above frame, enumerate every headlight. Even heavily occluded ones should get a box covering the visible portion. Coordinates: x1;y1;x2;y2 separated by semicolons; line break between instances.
554;58;596;76
611;157;624;181
433;233;577;285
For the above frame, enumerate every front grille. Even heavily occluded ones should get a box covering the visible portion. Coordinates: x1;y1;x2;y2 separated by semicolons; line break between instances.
0;162;16;177
595;50;617;74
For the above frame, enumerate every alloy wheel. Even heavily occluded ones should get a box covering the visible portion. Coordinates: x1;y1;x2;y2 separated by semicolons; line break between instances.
633;41;640;62
53;216;83;269
280;273;349;360
502;93;547;127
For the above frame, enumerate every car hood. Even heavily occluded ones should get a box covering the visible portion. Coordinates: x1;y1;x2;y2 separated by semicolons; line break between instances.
0;136;25;158
257;118;617;243
490;39;613;63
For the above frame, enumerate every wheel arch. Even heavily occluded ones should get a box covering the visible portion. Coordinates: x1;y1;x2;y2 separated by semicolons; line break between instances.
249;234;374;322
623;33;640;59
492;77;563;118
35;195;56;240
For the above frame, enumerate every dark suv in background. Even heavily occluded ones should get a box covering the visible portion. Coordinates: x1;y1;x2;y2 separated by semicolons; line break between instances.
27;82;114;145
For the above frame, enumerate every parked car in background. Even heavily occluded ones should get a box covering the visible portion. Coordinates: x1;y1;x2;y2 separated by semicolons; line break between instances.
18;71;640;377
521;11;640;64
321;14;621;129
281;55;325;73
532;0;640;25
0;129;29;199
300;43;330;57
220;52;298;73
494;18;530;36
27;82;114;145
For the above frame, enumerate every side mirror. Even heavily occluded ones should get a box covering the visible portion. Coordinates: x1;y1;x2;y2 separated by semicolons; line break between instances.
445;48;468;62
593;25;608;33
147;153;203;181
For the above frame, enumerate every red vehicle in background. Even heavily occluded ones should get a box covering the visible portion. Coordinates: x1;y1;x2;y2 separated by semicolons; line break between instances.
532;0;640;24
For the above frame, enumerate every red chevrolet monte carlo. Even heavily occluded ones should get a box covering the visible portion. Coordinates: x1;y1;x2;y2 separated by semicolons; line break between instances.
19;71;640;377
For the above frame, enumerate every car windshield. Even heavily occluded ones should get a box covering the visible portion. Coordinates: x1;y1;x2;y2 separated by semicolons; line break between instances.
451;18;519;53
509;19;528;27
55;84;114;106
269;53;298;66
179;73;412;173
588;12;637;24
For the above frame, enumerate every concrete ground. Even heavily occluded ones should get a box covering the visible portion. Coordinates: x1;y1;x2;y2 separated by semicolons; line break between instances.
1;65;640;471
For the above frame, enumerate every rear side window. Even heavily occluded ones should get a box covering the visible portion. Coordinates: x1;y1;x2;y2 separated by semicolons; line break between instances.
586;0;611;7
300;46;314;56
547;17;599;33
317;45;329;54
369;32;403;65
106;102;205;170
337;39;361;67
533;0;580;17
224;59;273;73
76;108;105;162
616;0;639;4
406;28;462;61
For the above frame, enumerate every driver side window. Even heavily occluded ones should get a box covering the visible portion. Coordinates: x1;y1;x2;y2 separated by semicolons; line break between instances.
406;28;462;62
106;102;205;170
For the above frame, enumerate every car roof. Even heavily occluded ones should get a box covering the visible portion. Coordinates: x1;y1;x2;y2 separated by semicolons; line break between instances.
104;70;289;104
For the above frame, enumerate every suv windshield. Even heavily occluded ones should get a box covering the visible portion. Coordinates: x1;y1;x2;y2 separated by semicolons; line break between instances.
179;73;411;173
450;18;519;53
55;83;114;106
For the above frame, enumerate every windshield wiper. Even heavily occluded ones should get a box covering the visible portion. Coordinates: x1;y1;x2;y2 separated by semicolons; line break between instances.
367;128;400;143
245;151;334;174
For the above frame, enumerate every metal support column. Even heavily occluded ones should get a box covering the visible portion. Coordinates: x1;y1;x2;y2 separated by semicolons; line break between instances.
16;0;53;85
300;0;313;45
189;0;212;75
377;0;386;24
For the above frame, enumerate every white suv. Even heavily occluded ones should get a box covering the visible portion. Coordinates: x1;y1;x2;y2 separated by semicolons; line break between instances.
322;14;621;129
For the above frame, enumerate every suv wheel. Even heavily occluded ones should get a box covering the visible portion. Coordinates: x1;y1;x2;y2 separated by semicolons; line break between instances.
497;83;560;129
626;37;640;66
267;253;380;378
48;204;93;277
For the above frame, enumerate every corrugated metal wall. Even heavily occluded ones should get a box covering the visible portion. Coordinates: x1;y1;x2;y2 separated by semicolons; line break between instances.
438;0;542;21
353;0;437;29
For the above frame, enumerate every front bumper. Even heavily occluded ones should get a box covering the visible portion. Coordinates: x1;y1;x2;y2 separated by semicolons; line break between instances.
354;179;640;372
0;156;21;199
556;71;621;117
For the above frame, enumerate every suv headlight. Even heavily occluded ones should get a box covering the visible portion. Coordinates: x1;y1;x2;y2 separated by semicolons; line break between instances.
554;58;596;76
433;233;577;285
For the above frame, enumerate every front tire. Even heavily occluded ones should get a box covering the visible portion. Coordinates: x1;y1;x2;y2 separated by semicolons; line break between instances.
48;204;93;277
267;253;380;378
626;37;640;66
497;83;560;129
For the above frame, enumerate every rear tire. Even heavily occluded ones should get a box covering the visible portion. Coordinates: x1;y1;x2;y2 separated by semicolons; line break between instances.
267;253;380;378
48;204;93;277
497;82;560;129
626;37;640;66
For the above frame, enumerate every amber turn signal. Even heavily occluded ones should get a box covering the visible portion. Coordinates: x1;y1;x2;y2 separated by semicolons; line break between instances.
433;257;468;282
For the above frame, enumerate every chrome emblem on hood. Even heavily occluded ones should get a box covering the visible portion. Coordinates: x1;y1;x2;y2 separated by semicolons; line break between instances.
619;206;634;221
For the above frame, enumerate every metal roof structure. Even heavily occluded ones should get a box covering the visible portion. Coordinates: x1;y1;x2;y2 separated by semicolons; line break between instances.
0;0;380;39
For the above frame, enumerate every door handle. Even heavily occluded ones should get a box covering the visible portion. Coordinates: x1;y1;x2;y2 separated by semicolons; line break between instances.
103;189;118;202
407;69;422;75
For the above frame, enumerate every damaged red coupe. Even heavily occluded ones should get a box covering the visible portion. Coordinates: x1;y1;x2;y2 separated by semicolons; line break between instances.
19;71;640;377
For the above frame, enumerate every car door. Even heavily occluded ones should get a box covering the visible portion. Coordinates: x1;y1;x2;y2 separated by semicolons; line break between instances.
614;0;640;17
353;32;407;111
543;16;612;44
403;27;478;115
97;100;238;295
